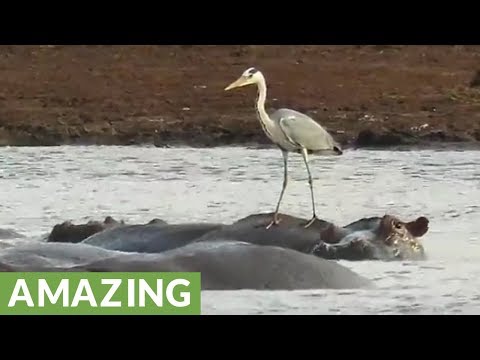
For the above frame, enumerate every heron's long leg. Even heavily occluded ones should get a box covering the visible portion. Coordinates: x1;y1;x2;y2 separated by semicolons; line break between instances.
266;150;288;229
301;147;318;228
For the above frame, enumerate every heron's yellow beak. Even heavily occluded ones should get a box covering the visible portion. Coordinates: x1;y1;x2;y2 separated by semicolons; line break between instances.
224;76;249;91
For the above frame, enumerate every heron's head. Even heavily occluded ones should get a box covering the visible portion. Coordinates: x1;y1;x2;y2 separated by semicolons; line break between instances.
225;67;263;91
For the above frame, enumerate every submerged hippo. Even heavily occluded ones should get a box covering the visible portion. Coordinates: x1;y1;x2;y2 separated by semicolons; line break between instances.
47;216;168;244
312;214;428;261
78;213;328;254
72;212;428;261
194;213;331;253
80;213;331;255
7;241;372;290
194;213;429;261
81;222;224;253
47;216;125;243
0;241;121;268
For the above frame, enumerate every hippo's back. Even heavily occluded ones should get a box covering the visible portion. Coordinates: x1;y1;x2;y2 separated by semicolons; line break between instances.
81;223;224;253
0;241;121;268
72;241;372;290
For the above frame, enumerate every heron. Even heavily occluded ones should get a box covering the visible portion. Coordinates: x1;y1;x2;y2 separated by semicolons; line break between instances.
224;67;343;229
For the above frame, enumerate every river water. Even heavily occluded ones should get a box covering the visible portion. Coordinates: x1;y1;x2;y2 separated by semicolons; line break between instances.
0;145;479;314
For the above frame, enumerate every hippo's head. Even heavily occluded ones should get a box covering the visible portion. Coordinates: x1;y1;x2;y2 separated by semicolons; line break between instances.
377;215;427;260
47;216;124;244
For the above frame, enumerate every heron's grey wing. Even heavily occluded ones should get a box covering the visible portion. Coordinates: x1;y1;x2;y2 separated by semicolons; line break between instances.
274;108;336;151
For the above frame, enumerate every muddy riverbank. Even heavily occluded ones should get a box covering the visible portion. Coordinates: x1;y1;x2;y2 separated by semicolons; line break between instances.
1;45;479;148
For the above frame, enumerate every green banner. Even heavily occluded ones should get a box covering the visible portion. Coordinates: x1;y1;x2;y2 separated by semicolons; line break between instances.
0;272;201;315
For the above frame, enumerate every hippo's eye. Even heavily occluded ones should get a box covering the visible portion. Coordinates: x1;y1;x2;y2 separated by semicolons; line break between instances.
394;222;402;229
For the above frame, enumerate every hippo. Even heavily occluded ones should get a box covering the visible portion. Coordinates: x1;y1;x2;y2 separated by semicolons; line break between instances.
0;241;121;268
338;215;429;238
78;213;328;254
72;212;428;262
81;222;224;253
312;214;428;261
3;241;372;290
193;213;331;253
75;213;333;255
0;262;14;271
193;213;429;261
47;216;125;243
46;216;168;244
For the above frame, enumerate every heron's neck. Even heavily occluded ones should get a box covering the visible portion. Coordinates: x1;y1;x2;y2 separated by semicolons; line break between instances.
255;79;274;131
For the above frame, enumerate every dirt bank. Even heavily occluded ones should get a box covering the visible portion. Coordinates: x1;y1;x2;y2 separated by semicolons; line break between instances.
1;45;479;148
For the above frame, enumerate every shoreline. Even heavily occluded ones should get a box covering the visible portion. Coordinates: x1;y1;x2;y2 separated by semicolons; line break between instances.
1;138;480;152
1;45;480;150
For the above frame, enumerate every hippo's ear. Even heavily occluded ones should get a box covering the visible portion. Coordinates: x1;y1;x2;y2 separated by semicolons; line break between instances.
405;217;429;238
104;216;114;224
319;224;342;244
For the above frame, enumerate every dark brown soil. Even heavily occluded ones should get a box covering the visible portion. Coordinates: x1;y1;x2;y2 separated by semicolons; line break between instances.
1;45;480;148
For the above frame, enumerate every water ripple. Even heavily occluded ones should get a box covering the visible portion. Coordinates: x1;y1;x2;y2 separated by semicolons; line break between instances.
1;145;480;314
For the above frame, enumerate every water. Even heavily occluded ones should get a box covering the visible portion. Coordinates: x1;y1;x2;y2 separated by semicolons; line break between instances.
0;145;479;314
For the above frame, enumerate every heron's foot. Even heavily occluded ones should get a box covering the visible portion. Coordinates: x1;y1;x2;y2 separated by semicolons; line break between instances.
266;216;281;229
303;215;319;229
